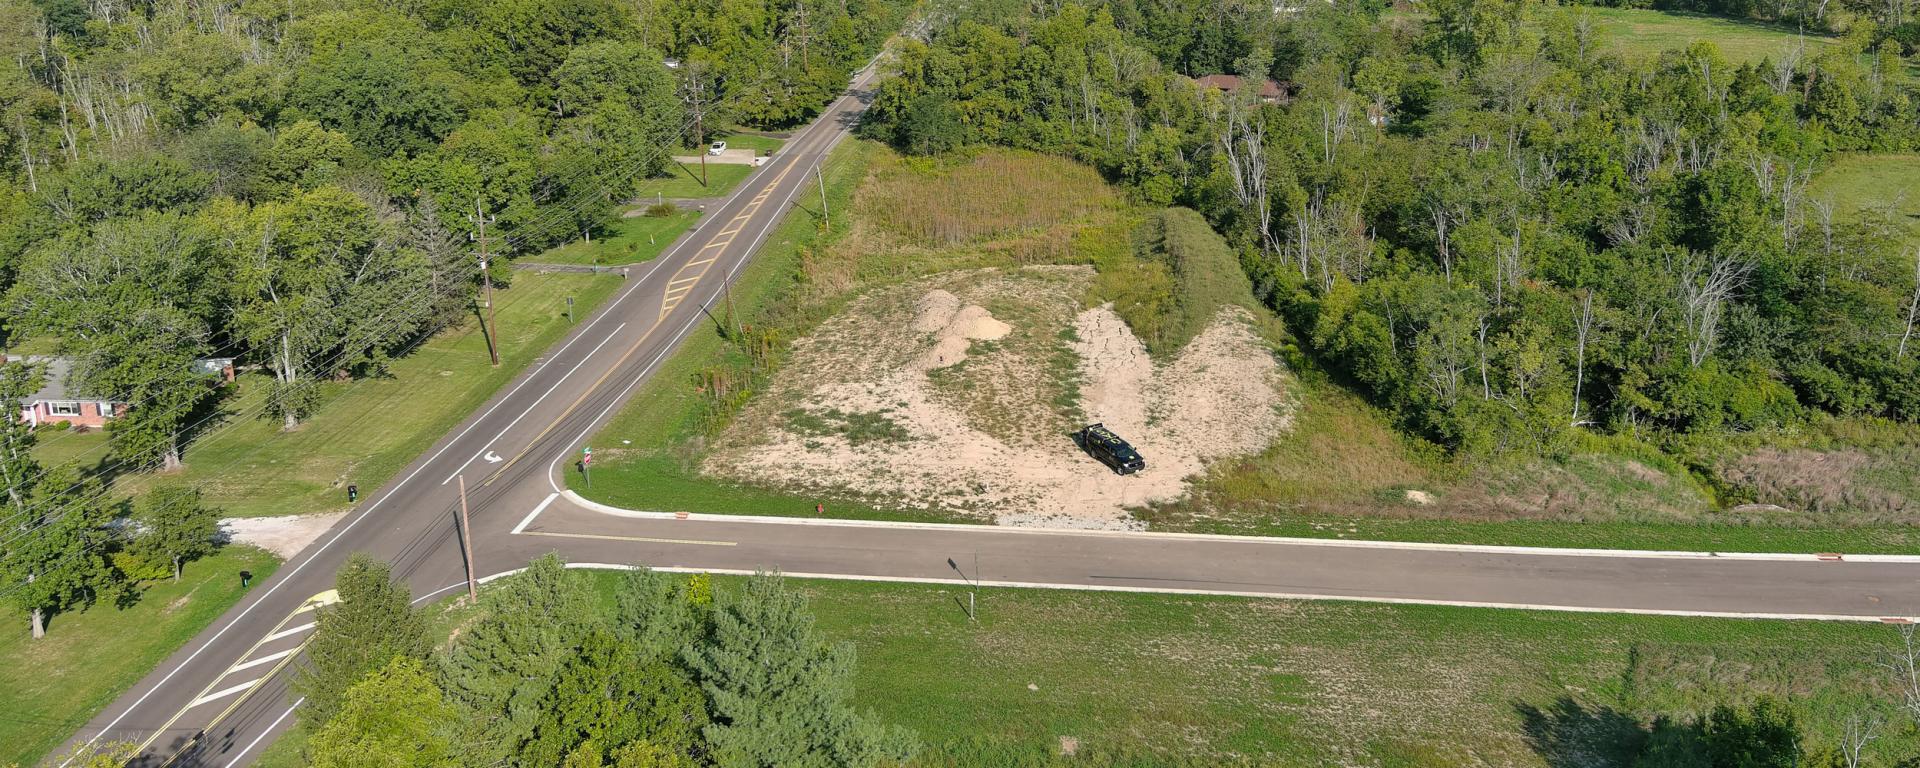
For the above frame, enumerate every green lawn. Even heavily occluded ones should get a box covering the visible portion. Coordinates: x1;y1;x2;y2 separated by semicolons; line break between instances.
1811;153;1920;244
251;564;1910;767
0;547;281;767
632;162;756;201
529;210;702;267
715;131;786;155
515;569;1905;767
1580;7;1837;65
122;271;622;518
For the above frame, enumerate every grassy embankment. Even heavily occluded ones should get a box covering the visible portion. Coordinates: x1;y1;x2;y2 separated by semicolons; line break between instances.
0;547;280;767
258;567;1908;768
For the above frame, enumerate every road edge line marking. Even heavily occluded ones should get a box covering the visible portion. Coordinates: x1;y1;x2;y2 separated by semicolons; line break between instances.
555;491;1920;564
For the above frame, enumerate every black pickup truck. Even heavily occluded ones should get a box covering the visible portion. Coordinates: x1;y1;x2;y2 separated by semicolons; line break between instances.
1076;423;1146;475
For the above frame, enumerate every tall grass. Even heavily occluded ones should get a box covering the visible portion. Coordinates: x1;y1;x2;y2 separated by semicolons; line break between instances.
858;151;1118;248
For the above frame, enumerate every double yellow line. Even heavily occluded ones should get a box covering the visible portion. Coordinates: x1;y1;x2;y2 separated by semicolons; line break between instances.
139;590;339;765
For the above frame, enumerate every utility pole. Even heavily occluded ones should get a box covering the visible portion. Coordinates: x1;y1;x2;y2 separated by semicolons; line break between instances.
456;476;478;602
696;112;708;188
470;202;501;366
816;163;829;230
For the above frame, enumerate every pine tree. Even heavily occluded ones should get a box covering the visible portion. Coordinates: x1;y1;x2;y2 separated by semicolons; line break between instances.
308;656;457;768
685;572;915;768
132;484;220;581
295;553;429;727
614;567;706;660
438;553;595;766
523;627;708;767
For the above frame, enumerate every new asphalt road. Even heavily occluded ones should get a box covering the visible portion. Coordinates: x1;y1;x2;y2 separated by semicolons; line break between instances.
57;49;1920;768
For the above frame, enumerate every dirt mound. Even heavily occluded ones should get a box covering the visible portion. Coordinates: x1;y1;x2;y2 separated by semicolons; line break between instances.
914;302;1012;371
703;268;1290;529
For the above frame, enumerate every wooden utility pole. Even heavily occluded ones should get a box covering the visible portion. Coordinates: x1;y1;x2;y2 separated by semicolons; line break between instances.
698;112;709;188
470;202;501;366
457;476;477;601
816;163;829;230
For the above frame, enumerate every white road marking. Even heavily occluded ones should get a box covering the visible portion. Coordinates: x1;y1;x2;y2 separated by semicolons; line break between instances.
189;680;261;709
558;491;1920;564
228;648;297;674
483;451;502;464
263;622;314;643
441;322;630;485
512;493;559;535
224;696;302;768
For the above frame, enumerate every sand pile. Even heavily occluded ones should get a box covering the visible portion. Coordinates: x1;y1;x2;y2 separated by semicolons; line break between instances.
703;268;1290;529
915;301;1012;370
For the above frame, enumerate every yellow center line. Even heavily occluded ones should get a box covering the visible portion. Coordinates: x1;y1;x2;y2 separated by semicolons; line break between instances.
517;530;737;546
482;159;801;486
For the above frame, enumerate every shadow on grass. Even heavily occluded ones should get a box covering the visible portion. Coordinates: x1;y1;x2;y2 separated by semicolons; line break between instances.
1515;695;1647;767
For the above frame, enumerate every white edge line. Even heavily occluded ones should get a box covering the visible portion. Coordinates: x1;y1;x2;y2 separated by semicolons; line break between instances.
223;696;301;768
557;491;1920;564
87;66;875;768
513;494;560;535
442;321;630;484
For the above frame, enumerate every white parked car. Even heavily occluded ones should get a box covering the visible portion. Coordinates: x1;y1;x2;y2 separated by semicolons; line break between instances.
708;141;727;155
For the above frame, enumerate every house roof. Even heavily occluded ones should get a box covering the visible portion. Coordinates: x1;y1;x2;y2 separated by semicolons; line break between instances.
1190;74;1289;99
11;356;93;404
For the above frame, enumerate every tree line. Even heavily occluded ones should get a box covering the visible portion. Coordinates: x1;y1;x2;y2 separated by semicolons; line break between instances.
863;0;1920;466
0;0;904;473
292;554;914;768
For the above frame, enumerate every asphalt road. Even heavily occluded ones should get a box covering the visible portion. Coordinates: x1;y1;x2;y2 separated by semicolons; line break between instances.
56;48;1920;768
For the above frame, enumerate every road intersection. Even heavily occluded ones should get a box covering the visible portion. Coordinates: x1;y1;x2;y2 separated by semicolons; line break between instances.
59;51;1920;768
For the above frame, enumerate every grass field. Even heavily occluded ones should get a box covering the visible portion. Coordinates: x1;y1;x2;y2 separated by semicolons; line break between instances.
1810;153;1920;245
30;271;626;518
715;131;786;154
1579;8;1837;64
632;162;756;201
0;547;280;767
397;567;1904;767
529;209;702;267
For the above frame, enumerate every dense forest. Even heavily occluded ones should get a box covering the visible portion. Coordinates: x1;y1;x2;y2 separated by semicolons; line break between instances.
0;0;901;464
864;0;1920;465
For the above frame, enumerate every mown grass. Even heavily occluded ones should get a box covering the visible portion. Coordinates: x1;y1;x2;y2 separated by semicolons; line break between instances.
1810;153;1920;247
0;546;280;767
632;162;756;201
715;132;786;154
1576;7;1838;64
529;209;701;267
85;271;624;518
451;568;1905;768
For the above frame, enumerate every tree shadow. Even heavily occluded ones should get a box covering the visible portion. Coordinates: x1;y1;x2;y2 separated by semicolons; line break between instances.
1515;696;1650;768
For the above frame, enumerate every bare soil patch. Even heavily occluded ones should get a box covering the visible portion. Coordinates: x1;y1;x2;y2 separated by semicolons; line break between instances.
703;267;1290;528
221;511;347;559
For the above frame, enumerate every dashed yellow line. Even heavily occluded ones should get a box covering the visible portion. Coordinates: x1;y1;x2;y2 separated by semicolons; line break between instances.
483;158;804;485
